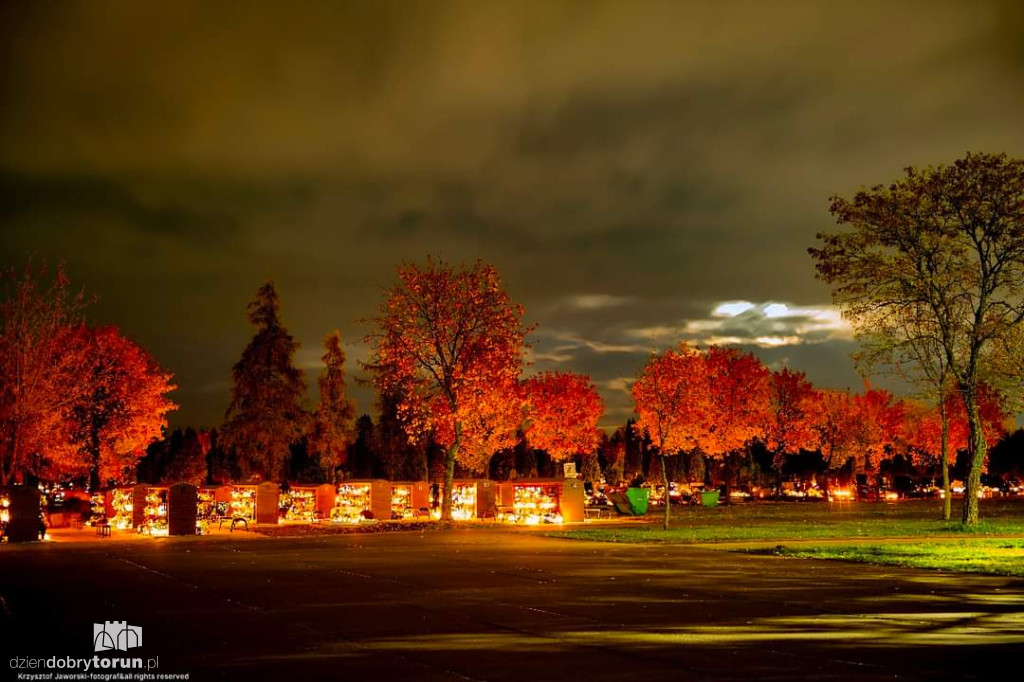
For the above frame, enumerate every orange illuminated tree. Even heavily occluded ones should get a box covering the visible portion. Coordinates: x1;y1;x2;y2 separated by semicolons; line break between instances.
366;259;530;521
65;326;178;488
0;260;91;484
632;343;708;529
814;390;861;478
696;346;772;486
760;368;821;486
848;387;907;473
524;371;604;464
906;386;1006;473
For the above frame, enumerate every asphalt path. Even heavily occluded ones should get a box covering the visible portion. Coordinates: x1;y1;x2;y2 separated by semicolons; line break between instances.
2;528;1022;681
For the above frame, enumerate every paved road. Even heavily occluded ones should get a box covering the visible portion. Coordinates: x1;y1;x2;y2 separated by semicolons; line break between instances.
2;529;1022;681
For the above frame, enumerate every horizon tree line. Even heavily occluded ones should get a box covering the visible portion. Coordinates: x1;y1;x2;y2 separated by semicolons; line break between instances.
4;151;1024;528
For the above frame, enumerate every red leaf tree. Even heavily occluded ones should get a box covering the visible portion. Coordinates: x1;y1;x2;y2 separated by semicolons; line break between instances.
760;368;822;482
695;346;772;470
366;259;530;521
848;387;907;473
0;260;91;484
524;371;604;463
65;326;178;488
905;386;1006;468
814;390;861;477
632;343;708;529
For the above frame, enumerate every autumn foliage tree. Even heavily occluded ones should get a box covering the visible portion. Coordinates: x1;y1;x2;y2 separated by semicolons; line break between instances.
697;346;771;483
760;368;821;484
848;387;907;474
309;331;356;482
524;371;604;463
366;259;530;521
66;326;178;488
0;260;90;484
905;386;1006;472
221;282;308;482
811;152;1024;525
813;390;861;478
632;344;707;529
2;261;176;487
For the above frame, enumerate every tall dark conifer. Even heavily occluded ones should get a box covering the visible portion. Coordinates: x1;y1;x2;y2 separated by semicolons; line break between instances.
310;331;355;481
221;282;307;482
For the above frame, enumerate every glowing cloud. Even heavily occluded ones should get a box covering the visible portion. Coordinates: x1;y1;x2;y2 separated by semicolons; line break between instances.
713;301;756;317
624;301;851;348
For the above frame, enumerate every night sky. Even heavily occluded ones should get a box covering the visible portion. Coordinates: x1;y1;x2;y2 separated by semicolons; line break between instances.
2;1;1022;429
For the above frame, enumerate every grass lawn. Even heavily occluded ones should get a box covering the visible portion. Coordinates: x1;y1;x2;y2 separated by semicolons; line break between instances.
768;539;1024;577
547;499;1024;544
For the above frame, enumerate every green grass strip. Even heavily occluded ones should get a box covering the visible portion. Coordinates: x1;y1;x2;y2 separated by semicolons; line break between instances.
770;539;1024;577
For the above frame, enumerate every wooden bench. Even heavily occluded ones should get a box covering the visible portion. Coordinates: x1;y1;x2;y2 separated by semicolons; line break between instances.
585;506;611;520
96;522;111;537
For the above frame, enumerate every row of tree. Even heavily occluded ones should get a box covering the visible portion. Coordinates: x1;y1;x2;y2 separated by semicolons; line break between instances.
0;261;177;488
217;268;607;522
632;343;1008;528
4;153;1022;530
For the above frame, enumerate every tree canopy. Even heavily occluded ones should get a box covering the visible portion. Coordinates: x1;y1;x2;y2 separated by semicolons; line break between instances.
366;258;530;520
221;281;308;482
810;151;1024;524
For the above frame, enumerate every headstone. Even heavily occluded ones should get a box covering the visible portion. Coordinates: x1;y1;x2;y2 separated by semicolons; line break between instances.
314;484;335;518
560;478;585;523
4;486;42;542
255;481;280;525
368;480;391;520
477;480;497;518
132;484;147;530
167;483;198;536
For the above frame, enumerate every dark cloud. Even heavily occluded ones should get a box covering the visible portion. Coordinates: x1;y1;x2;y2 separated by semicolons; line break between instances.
1;0;1022;427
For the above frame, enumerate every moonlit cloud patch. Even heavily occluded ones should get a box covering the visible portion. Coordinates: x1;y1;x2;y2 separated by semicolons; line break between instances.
713;301;756;317
624;301;851;348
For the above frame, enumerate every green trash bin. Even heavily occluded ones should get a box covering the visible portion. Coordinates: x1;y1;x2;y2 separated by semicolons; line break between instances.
625;487;650;515
699;490;720;507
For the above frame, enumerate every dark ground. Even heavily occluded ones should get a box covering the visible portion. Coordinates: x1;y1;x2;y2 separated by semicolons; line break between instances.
2;527;1022;681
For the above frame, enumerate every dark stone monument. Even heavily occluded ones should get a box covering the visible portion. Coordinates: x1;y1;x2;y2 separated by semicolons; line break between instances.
3;485;42;542
477;480;497;519
255;481;280;525
132;484;147;530
168;483;198;536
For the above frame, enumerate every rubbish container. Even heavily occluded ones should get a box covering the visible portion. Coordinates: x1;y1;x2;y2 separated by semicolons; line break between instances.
625;487;650;515
700;490;720;507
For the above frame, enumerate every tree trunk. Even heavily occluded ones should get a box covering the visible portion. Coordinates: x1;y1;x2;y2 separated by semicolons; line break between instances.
89;411;101;492
441;424;461;523
961;386;985;527
939;402;951;521
660;453;671;531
